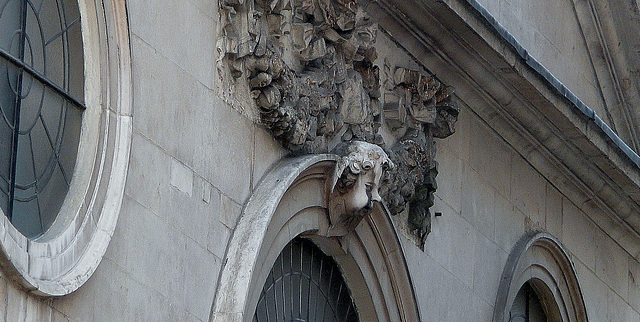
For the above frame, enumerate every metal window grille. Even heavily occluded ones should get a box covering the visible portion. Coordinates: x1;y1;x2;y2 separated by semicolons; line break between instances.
254;237;359;322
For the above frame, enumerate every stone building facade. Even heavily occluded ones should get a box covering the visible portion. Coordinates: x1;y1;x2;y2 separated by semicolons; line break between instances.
1;0;640;320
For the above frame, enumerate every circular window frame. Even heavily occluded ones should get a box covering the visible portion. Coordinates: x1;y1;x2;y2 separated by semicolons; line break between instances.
0;0;132;296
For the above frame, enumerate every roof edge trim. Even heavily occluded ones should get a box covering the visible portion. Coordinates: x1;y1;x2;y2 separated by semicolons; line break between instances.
464;0;640;167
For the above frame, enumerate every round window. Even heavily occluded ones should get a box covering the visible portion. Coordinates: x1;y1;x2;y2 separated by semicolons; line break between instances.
0;0;84;238
0;0;132;296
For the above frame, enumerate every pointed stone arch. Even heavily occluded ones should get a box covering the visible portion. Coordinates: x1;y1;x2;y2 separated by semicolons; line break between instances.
493;232;588;321
210;154;420;321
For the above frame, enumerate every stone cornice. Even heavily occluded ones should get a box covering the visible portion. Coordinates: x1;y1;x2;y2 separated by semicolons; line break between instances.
366;0;640;256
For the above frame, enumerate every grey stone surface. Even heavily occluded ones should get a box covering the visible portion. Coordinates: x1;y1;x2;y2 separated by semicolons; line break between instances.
607;288;640;321
54;257;202;321
472;232;508;298
509;156;546;227
24;296;52;321
128;0;215;89
596;230;630;299
461;169;496;241
404;239;478;321
437;101;471;164
424;200;476;288
131;35;255;203
574;257;608;321
6;282;27;321
434;148;463;214
123;134;172;219
51;309;69;322
1;0;640;320
475;0;604;112
493;192;525;253
472;294;494;322
165;174;220;248
628;257;640;313
170;158;194;196
208;220;231;260
100;195;221;321
544;183;563;239
130;36;210;167
194;96;255;204
562;198;597;269
468;114;512;198
218;191;243;230
252;125;287;190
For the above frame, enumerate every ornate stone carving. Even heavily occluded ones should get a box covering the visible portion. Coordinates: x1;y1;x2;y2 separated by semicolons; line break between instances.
220;0;382;153
383;65;458;137
218;0;459;248
379;64;459;249
327;141;394;236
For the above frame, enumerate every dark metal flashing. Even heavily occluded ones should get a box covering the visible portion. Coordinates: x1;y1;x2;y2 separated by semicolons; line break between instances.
464;0;640;168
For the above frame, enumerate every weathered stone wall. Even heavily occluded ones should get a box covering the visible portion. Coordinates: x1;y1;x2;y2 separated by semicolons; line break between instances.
0;0;284;319
408;92;640;320
474;0;609;128
48;0;285;319
0;0;638;321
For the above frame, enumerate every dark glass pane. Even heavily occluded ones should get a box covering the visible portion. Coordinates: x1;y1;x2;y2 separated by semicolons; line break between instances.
40;0;64;83
59;101;80;178
36;159;67;230
254;237;359;322
18;72;46;136
66;21;82;98
12;129;41;237
0;0;22;53
24;1;44;75
509;282;549;322
0;58;16;209
1;0;84;237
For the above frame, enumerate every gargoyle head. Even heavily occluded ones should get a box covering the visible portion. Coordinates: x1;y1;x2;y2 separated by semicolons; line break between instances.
328;141;394;236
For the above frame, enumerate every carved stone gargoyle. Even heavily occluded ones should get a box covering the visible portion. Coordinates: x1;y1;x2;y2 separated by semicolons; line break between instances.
327;141;394;236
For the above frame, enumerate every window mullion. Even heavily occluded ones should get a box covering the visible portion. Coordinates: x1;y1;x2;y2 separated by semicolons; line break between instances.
7;0;30;221
0;47;85;111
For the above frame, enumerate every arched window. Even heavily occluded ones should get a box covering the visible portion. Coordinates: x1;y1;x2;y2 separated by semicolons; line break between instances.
494;232;587;321
254;237;358;322
509;281;551;322
212;155;420;321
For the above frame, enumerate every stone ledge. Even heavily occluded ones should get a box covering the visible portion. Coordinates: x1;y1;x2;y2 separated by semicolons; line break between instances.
368;0;640;256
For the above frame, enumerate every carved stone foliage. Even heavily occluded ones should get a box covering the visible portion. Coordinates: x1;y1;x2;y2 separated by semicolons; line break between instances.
380;64;459;249
220;0;382;153
219;0;459;248
383;65;459;138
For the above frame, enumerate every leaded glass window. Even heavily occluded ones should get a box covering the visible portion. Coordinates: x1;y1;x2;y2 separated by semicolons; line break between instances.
254;237;359;322
0;0;84;238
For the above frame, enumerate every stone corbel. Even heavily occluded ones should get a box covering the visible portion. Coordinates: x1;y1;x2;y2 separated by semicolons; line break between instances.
326;141;394;236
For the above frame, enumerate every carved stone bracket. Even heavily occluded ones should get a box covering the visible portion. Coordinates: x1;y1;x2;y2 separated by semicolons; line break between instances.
218;0;459;249
327;141;393;236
